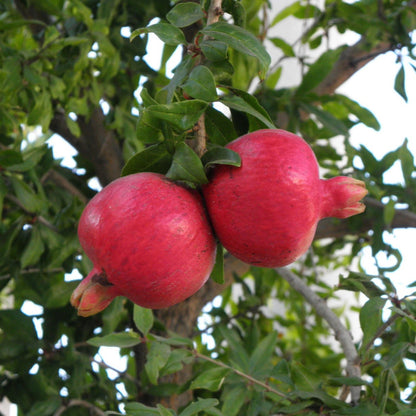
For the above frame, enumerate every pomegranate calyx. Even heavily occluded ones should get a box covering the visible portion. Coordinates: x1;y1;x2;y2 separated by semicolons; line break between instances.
321;177;368;219
70;268;116;317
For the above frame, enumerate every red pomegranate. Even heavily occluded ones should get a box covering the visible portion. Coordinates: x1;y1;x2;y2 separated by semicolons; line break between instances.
71;172;216;316
202;129;367;267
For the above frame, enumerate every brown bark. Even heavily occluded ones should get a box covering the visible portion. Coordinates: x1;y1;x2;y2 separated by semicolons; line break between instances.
50;108;124;186
313;38;393;96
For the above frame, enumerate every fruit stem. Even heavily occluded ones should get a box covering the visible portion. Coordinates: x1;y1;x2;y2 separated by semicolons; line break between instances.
320;177;368;219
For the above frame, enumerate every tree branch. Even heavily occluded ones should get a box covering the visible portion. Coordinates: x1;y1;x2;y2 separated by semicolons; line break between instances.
54;399;106;416
276;267;361;404
206;0;223;25
314;37;394;96
194;350;288;398
5;194;59;232
50;108;124;187
190;0;223;157
41;169;88;204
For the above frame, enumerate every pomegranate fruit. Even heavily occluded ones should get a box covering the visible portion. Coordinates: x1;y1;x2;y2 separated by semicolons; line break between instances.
71;172;216;316
202;129;367;267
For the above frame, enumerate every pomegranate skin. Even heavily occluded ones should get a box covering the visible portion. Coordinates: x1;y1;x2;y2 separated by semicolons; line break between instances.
71;172;216;316
202;129;367;268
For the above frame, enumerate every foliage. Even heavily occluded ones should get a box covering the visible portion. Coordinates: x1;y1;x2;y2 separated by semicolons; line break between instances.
1;0;416;415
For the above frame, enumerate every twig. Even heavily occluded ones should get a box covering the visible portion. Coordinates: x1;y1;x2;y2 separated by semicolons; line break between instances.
54;399;106;416
364;313;400;353
5;194;59;232
206;0;223;26
90;357;141;387
193;350;288;398
276;267;361;405
0;267;65;281
41;169;88;204
192;0;223;157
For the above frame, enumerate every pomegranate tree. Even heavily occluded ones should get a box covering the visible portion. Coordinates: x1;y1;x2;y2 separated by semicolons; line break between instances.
202;129;367;268
71;172;216;316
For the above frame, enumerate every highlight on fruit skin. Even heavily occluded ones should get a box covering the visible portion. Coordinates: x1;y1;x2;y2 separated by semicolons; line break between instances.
71;172;216;317
202;128;368;268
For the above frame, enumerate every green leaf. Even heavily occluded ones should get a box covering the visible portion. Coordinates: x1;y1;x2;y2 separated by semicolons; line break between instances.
133;304;154;337
200;40;228;62
226;0;246;27
153;332;195;348
182;66;218;102
270;37;295;57
300;102;349;136
209;242;225;284
383;198;396;226
179;398;220;416
385;342;409;369
338;95;380;131
124;402;161;416
102;297;128;335
166;2;204;28
145;341;171;384
166;142;208;186
131;22;186;46
333;401;378;415
360;297;387;350
97;0;122;22
27;90;53;132
9;146;47;173
221;385;247;416
271;1;302;26
0;176;6;221
394;64;408;102
265;66;282;89
147;100;208;130
201;146;241;168
156;404;175;416
205;59;234;84
87;331;142;348
10;176;45;213
218;326;249;371
201;22;271;78
26;397;61;416
220;94;275;130
292;389;347;410
190;367;229;392
399;139;414;185
159;348;191;376
21;226;45;268
0;149;23;167
140;87;159;107
328;376;370;387
166;55;194;103
297;48;343;94
66;116;81;137
121;143;173;177
357;145;378;174
204;106;237;145
291;361;321;391
249;331;278;376
392;305;416;332
0;309;38;341
338;272;387;298
136;109;164;143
